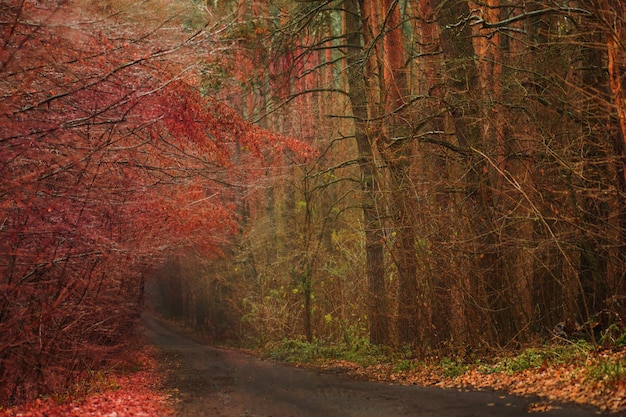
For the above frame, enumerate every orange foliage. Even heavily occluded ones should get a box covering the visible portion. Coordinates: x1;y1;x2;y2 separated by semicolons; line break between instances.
0;0;312;406
0;346;172;417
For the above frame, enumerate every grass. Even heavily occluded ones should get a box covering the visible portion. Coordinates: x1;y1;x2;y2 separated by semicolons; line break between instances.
261;336;613;378
438;357;469;378
586;355;626;384
476;340;594;375
261;337;388;367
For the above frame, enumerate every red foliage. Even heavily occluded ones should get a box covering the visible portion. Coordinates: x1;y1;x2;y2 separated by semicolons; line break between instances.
0;0;313;406
0;346;172;417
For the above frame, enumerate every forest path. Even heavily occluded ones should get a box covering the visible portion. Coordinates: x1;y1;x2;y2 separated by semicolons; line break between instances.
142;316;602;417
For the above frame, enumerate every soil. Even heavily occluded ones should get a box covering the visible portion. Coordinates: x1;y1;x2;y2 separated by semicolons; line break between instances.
142;316;607;417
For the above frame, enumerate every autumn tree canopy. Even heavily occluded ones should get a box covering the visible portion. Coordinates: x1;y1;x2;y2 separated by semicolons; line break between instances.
0;0;311;404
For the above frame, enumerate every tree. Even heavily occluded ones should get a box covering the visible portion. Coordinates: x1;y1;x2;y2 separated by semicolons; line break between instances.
340;0;390;344
0;0;308;404
131;0;626;359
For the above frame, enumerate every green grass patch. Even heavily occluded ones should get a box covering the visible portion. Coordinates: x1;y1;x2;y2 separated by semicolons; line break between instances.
262;337;616;385
586;356;626;384
261;338;388;367
477;341;594;375
439;357;469;378
392;358;419;373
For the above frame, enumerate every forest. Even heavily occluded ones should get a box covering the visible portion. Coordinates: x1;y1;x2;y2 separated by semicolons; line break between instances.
1;0;625;407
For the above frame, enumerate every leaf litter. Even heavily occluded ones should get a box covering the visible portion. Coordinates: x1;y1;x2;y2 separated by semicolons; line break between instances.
310;346;626;414
0;346;173;417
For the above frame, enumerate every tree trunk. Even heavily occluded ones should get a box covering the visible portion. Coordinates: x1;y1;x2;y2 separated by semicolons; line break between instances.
344;0;389;344
434;0;510;346
377;0;423;346
596;0;626;323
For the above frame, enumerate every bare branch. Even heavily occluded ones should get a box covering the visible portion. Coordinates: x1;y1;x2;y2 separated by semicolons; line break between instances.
446;6;593;31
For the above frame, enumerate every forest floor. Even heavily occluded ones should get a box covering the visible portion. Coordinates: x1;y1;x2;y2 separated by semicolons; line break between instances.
0;345;173;417
304;350;626;414
268;344;626;414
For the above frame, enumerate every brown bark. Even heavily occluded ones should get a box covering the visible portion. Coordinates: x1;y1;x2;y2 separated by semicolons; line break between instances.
600;0;626;317
606;3;626;147
378;0;423;346
432;0;512;346
344;0;389;344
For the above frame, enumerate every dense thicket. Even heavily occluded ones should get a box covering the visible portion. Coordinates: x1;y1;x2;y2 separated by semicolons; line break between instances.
153;0;626;356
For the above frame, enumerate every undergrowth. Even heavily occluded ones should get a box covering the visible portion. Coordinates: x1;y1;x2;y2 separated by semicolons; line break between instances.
586;355;626;384
476;340;594;375
261;336;626;383
261;337;388;367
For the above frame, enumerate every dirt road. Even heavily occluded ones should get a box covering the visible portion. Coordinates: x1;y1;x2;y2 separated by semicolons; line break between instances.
143;316;604;417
